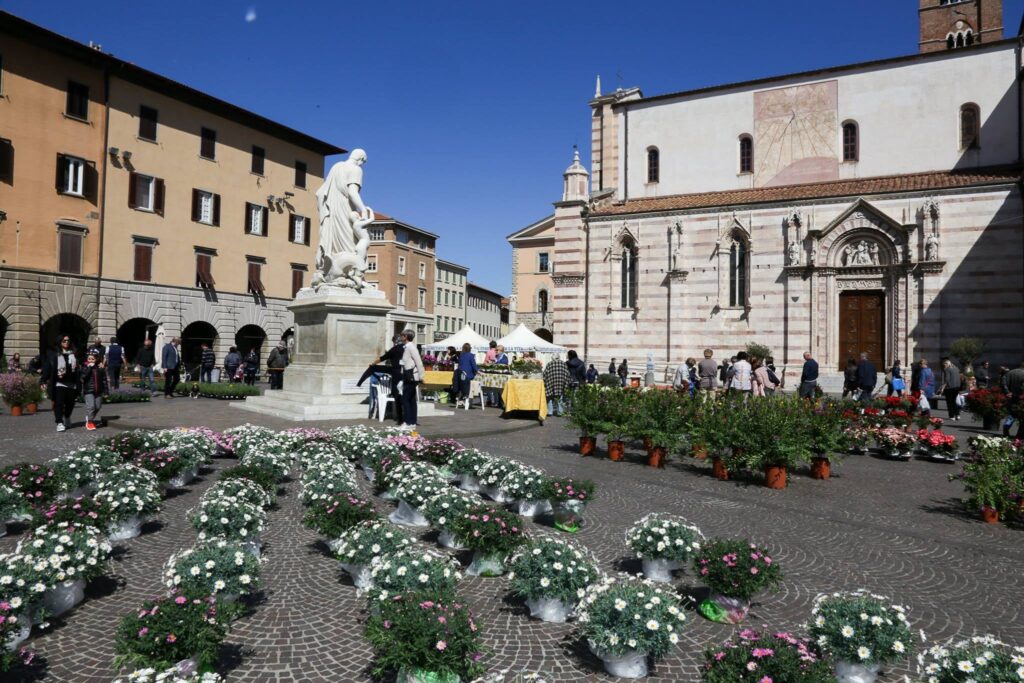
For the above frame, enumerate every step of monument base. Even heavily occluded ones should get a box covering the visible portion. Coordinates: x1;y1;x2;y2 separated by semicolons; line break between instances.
232;391;450;422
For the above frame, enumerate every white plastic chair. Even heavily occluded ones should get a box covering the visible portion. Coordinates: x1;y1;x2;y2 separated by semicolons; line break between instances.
376;375;396;423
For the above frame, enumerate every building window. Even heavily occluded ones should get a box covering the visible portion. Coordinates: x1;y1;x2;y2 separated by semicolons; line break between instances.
538;289;549;313
436;286;441;301
418;288;426;310
139;106;158;141
0;137;13;185
200;127;217;160
728;236;748;308
444;270;450;284
247;260;265;295
436;268;441;282
195;252;216;289
396;284;406;307
65;81;89;120
191;189;220;226
294;161;307;188
458;293;463;309
739;135;753;173
842;122;859;162
129;173;164;214
133;239;155;282
960;104;980;150
646;147;659;184
58;229;84;274
57;155;85;196
419;261;426;279
538;252;550;273
245;202;268;236
620;242;638;308
444;290;450;306
291;267;305;298
290;214;310;245
369;227;385;241
0;54;5;96
251;146;265;175
398;256;406;275
367;255;378;272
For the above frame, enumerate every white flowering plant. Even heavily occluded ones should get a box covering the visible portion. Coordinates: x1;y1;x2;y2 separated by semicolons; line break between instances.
238;447;292;481
334;520;411;566
300;462;358;506
223;424;282;459
367;548;461;603
333;426;398;463
113;667;224;683
625;514;704;561
0;552;49;615
17;521;113;585
294;439;343;467
420;489;481;530
446;448;494;477
202;478;272;510
391;471;449;509
916;634;1024;683
378;460;434;493
188;497;266;544
508;537;600;604
575;574;687;658
280;427;331;452
476;458;528;491
164;539;262;599
808;590;912;666
94;465;162;522
500;466;549;502
163;431;217;470
49;446;121;492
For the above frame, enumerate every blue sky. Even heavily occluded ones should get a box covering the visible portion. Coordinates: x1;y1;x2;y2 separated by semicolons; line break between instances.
4;0;1022;294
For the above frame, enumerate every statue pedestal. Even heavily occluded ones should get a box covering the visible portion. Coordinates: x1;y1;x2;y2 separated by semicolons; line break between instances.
234;288;446;422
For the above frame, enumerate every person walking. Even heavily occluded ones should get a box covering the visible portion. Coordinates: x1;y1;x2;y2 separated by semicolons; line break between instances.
565;350;586;389
974;361;991;389
856;352;877;404
243;348;259;386
938;358;963;420
456;343;478;409
697;349;718;392
842;358;858;398
543;354;571;417
358;334;406;423
199;343;216;384
888;360;905;397
161;337;182;398
88;337;106;366
617;359;629;387
224;346;242;383
918;359;936;410
753;357;780;397
399;329;425;430
608;358;616;375
267;342;289;390
105;337;124;390
42;336;78;431
136;339;157;392
79;351;108;430
729;352;753;396
585;364;598;384
798;352;818;399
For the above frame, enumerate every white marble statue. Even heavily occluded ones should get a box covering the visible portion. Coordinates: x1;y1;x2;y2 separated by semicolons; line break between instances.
925;232;940;261
787;241;801;266
842;240;881;267
314;149;371;290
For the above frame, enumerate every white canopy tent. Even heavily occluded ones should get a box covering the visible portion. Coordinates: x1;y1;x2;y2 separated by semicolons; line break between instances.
496;324;568;354
422;325;492;353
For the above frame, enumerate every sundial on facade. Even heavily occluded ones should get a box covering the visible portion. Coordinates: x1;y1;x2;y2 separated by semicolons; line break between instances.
753;81;840;188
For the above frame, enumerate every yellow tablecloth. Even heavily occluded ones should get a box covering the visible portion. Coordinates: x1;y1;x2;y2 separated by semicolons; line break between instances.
501;379;547;421
422;370;454;388
478;372;511;389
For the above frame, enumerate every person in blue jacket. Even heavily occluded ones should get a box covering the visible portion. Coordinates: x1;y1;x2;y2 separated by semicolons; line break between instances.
457;343;478;408
918;358;936;411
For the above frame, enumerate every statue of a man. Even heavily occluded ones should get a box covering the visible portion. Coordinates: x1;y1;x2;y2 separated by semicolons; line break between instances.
787;241;801;266
315;149;369;282
925;232;939;261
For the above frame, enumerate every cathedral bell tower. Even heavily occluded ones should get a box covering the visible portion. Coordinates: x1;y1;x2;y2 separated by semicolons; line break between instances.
919;0;1003;54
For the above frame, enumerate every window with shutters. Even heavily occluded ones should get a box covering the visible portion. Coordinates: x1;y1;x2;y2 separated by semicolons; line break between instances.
444;290;450;306
247;261;265;295
251;146;265;175
398;257;406;275
193;190;216;225
139;106;158;141
58;230;84;274
200;127;216;160
57;155;85;196
65;81;89;120
0;137;12;185
369;227;385;241
294;161;307;188
419;261;426;279
620;240;639;308
396;284;406;307
291;268;304;298
646;147;659;184
133;241;154;282
739;135;754;174
418;288;426;310
367;255;378;272
960;104;980;150
538;289;549;313
245;202;267;236
538;252;549;273
290;214;309;245
133;174;156;211
842;122;859;162
195;252;215;288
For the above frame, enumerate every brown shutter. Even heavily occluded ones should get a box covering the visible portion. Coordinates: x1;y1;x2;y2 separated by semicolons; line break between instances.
195;254;205;287
304;217;311;246
288;214;296;242
154;178;165;216
205;255;215;286
0;138;13;184
56;154;67;192
191;189;200;222
212;194;221;226
83;161;98;203
247;262;257;293
262;207;269;237
58;232;82;274
291;269;303;298
244;203;252;233
134;243;153;282
128;172;138;208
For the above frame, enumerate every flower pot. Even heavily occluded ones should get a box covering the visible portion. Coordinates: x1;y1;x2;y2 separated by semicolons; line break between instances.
437;529;464;550
647;447;666;469
481;486;512;503
340;562;374;590
525;595;571;623
241;538;262;559
607;440;625;461
514;499;551;518
107;515;143;542
642;437;653;451
8;405;22;417
458;474;481;493
466;551;507;577
589;640;648;678
327;537;345;554
4;613;31;652
167;470;194;489
379;488;397;502
834;660;881;683
41;578;86;617
25;403;37;415
810;457;831;480
174;657;200;677
361;463;376;482
692;445;708;460
397;667;461;683
551;499;586;533
698;592;751;624
641;557;681;583
980;506;1000;524
0;522;6;539
712;457;729;481
579;436;597;456
764;465;787;489
218;592;240;604
389;499;430;528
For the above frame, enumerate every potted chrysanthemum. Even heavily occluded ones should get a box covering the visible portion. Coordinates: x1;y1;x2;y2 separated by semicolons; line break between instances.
114;594;229;673
303;492;377;552
449;504;526;577
0;484;31;537
366;548;461;607
202;478;273;510
389;471;449;528
575;574;688;678
0;552;47;650
809;590;913;683
17;521;112;617
625;514;704;583
238;448;292;482
94;464;162;541
692;538;782;624
163;539;263;604
501;466;552;517
419;438;464;480
475;458;527;503
188;497;266;556
333;520;412;590
300;461;359;507
702;629;834;682
447;449;493;493
916;634;1024;683
419;489;481;550
541;477;595;533
507;537;600;623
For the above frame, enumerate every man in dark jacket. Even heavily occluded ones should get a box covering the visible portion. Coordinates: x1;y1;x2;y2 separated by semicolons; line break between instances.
79;351;109;430
267;342;289;390
200;343;216;384
798;352;818;399
974;361;991;389
106;336;124;389
565;350;586;388
358;335;405;423
856;352;877;404
41;336;79;431
224;347;243;383
136;339;157;391
161;337;182;398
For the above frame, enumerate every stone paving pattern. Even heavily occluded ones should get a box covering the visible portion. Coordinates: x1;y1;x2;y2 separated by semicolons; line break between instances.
1;398;1022;682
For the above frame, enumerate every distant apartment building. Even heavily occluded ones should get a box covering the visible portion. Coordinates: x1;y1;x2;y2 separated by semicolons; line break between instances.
506;211;556;341
434;259;468;341
466;283;503;342
365;213;436;343
0;11;342;372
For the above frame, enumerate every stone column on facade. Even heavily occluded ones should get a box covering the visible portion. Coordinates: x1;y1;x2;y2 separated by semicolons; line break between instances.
551;200;588;353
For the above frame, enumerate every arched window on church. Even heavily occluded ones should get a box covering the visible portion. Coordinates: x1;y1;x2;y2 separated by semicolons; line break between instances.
620;241;638;308
538;289;549;314
646;147;659;184
960;103;980;150
842;121;859;162
728;235;748;308
738;135;753;174
947;35;955;49
956;32;965;48
965;30;974;46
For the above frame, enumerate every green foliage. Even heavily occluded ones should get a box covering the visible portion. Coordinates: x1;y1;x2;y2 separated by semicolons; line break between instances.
951;437;1024;514
629;390;695;452
508;537;600;604
540;477;595;503
596;373;620;388
745;342;772;361
114;595;229;672
949;337;986;367
702;630;834;682
692;538;782;601
809;590;913;666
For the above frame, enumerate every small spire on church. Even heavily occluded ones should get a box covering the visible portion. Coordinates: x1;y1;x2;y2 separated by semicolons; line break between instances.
595;75;601;98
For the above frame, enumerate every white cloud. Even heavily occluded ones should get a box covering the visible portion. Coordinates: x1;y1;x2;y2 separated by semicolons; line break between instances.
245;7;257;23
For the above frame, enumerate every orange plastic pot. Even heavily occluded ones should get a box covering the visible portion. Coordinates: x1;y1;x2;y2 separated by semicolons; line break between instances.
712;457;729;481
8;405;22;417
608;440;625;462
980;506;1000;524
692;444;708;460
579;436;597;457
25;403;37;414
647;447;666;469
764;465;788;490
810;457;831;480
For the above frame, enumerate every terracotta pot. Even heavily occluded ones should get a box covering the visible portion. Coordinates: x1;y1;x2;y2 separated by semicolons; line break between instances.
764;465;788;490
692;444;708;460
9;405;22;417
980;506;999;524
25;403;37;414
647;447;666;469
579;436;597;457
608;440;625;462
712;457;729;481
642;437;653;451
810;457;831;480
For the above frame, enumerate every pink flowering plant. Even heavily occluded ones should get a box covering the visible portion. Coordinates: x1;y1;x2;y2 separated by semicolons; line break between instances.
449;504;526;557
113;594;229;671
96;429;174;460
916;429;958;455
36;495;108;528
303;492;377;539
540;477;595;504
418;439;464;468
916;634;1024;682
385;433;430;458
874;427;914;453
133;450;189;483
3;463;63;506
702;629;834;682
575;574;687;659
692;539;782;602
364;594;487;681
808;590;913;667
0;595;35;672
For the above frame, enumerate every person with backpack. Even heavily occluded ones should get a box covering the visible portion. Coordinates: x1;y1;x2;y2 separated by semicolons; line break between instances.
224;346;242;383
79;350;109;430
753;356;781;397
105;336;124;390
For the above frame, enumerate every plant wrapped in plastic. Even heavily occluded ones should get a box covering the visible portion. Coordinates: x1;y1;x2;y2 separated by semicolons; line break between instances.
449;504;526;576
626;514;704;582
303;492;377;540
300;462;359;506
809;590;912;674
218;465;279;501
365;593;487;682
95;465;163;539
201;478;272;510
2;463;63;506
238;447;291;482
0;483;30;526
164;539;262;601
294;439;343;468
334;520;412;569
17;521;113;585
692;538;782;624
113;667;224;683
508;537;600;623
167;430;219;469
420;489;481;548
367;548;462;605
418;438;464;469
376;459;430;496
114;594;229;672
134;450;190;484
541;477;595;533
280;427;331;452
391;471;449;510
49;446;122;494
188;497;265;545
0;594;35;672
702;629;834;682
916;634;1024;683
476;458;528;501
0;552;50;619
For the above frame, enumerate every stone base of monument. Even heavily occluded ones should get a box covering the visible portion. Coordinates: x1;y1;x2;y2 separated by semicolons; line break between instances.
234;287;449;422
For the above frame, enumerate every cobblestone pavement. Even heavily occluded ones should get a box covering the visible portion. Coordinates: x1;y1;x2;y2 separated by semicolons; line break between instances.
1;399;1022;682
